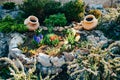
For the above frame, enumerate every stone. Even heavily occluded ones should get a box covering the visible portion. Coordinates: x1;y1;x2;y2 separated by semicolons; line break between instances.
85;30;108;47
89;4;103;9
8;48;23;58
42;27;48;30
63;52;74;61
50;56;65;67
9;33;24;50
0;33;9;57
8;48;35;65
37;53;52;67
0;9;23;19
53;27;58;31
64;26;69;29
9;10;23;19
37;63;63;74
58;27;64;31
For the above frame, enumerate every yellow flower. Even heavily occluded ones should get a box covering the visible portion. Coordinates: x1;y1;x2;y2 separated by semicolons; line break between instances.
29;50;36;55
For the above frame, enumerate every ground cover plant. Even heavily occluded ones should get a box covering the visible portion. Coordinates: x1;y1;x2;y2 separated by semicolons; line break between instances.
0;15;28;33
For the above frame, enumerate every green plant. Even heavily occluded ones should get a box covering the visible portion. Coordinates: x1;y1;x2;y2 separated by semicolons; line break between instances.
62;0;85;22
44;33;60;46
48;25;54;33
65;29;76;45
88;9;102;19
44;1;62;17
44;13;67;26
67;46;120;80
0;22;28;33
0;15;28;33
3;2;16;9
20;0;49;23
0;57;58;80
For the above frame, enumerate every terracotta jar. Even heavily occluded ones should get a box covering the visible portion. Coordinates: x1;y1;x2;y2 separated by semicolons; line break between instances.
81;15;98;30
24;16;39;31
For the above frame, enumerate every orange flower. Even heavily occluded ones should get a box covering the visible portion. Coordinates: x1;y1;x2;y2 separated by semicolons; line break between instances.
50;35;58;41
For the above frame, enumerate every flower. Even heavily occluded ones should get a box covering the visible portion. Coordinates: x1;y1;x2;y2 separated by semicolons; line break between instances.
50;35;58;41
33;34;43;44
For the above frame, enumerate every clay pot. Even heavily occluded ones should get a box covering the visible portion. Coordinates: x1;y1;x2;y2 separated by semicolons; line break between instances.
81;15;98;30
24;16;39;31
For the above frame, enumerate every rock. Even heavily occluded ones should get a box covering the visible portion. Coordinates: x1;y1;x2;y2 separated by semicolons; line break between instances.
9;10;23;19
0;33;9;57
64;26;69;29
50;56;65;67
0;6;2;9
63;52;74;61
37;63;62;74
87;4;107;14
9;33;25;50
0;7;23;19
82;30;108;47
8;48;35;65
37;53;52;67
53;27;58;31
8;48;23;59
58;27;64;31
42;27;48;30
89;4;103;9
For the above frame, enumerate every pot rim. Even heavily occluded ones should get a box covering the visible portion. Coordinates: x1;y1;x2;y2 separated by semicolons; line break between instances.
84;15;96;23
28;16;39;24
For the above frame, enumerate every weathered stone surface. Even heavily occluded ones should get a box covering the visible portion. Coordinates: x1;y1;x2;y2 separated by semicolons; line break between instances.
37;53;52;67
50;56;65;67
78;30;108;47
9;33;24;50
37;63;62;74
0;33;9;57
63;52;74;61
0;5;23;19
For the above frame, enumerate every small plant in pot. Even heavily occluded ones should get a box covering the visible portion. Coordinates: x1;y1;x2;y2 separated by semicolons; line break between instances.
81;15;98;30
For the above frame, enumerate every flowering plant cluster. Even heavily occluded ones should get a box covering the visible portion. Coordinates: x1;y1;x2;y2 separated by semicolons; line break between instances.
33;34;43;47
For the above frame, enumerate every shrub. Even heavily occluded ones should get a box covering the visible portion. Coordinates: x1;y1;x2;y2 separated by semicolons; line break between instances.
88;9;102;19
0;15;28;33
20;0;49;23
62;0;85;22
2;2;16;9
44;13;67;26
44;1;62;17
67;46;120;80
